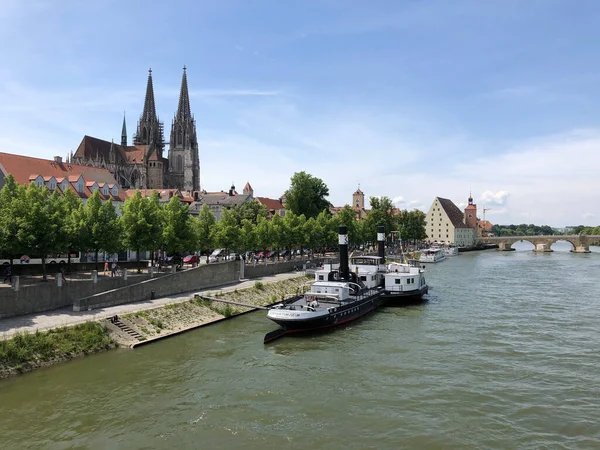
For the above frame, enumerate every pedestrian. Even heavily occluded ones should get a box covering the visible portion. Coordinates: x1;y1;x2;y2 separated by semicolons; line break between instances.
60;267;68;283
104;261;109;276
3;266;12;284
111;261;117;277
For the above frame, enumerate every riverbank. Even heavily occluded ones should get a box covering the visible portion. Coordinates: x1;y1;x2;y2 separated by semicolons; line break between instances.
0;274;311;380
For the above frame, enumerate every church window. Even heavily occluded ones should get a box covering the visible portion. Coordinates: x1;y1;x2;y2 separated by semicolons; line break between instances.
176;155;183;172
142;128;147;142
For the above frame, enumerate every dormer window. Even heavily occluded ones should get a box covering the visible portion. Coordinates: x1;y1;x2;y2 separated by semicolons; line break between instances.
48;178;56;191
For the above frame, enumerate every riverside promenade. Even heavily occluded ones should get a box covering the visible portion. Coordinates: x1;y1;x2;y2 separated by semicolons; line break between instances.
0;272;303;340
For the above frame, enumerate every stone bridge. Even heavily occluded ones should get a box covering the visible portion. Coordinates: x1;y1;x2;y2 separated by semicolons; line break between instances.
476;235;600;253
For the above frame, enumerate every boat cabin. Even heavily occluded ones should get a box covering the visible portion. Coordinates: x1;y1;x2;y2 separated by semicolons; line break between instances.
349;255;385;289
310;281;350;301
384;262;426;293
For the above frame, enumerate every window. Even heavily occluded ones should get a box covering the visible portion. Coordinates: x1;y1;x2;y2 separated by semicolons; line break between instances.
395;279;401;284
318;275;324;281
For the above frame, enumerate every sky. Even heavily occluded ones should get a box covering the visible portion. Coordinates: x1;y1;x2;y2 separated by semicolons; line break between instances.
0;0;599;227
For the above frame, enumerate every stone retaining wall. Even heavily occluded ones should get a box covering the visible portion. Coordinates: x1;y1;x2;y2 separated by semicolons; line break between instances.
73;261;241;311
0;273;159;318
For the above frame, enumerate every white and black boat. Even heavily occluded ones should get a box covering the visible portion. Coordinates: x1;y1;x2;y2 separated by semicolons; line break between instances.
264;225;384;343
372;226;429;305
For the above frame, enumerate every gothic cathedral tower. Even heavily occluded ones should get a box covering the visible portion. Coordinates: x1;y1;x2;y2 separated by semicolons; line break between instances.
133;69;165;156
169;66;200;192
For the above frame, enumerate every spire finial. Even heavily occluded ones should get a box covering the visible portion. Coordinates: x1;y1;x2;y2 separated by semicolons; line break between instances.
149;68;152;75
183;65;186;72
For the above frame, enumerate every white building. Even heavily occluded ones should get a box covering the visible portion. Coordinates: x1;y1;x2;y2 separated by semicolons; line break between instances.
425;197;476;247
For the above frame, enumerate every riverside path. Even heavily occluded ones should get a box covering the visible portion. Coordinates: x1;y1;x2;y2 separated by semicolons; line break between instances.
0;272;305;340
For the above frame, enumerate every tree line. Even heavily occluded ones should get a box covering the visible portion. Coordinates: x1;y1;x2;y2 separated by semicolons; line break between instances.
0;172;427;280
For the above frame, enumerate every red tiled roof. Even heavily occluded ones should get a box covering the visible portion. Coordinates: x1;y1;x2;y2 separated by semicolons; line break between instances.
437;197;471;229
256;196;284;211
0;151;126;201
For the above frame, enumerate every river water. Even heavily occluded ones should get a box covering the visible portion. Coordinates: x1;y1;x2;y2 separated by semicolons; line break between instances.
1;242;599;450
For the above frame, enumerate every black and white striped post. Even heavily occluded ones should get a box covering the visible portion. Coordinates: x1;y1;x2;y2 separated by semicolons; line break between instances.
378;225;386;262
338;225;349;281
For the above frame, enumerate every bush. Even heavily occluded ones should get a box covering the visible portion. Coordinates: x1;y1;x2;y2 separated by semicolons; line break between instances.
254;281;264;290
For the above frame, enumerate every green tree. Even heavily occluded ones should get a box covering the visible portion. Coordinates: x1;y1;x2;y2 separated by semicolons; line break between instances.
17;185;63;281
333;206;359;246
81;190;122;270
121;190;162;272
231;201;268;225
0;175;27;269
196;204;216;259
398;209;427;245
214;208;239;253
162;196;195;257
256;216;274;257
239;218;257;255
58;188;84;272
365;196;397;243
285;171;330;219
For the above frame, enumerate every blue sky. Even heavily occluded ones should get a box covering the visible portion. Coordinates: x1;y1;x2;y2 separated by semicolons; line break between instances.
1;0;599;227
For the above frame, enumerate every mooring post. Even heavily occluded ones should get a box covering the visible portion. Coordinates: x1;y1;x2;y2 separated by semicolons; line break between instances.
57;273;62;287
149;266;154;278
123;268;128;280
12;275;19;292
92;270;98;283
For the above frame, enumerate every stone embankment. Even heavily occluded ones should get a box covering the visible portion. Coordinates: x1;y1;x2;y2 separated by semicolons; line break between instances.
104;275;312;347
0;274;312;379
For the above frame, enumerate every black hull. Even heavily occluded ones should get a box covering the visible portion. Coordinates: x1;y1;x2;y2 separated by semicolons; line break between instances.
382;286;429;306
264;291;384;343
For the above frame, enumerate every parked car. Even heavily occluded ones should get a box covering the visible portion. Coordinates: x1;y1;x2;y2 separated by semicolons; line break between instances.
183;254;198;265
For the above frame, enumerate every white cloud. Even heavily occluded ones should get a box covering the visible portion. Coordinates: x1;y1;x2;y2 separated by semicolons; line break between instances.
479;190;509;207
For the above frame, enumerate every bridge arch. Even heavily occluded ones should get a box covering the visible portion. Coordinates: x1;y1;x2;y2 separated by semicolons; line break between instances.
550;239;577;251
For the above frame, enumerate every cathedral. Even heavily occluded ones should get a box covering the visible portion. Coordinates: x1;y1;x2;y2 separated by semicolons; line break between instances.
72;68;200;191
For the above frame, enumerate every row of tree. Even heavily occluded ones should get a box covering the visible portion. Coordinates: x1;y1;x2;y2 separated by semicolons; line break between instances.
0;172;427;280
491;224;557;236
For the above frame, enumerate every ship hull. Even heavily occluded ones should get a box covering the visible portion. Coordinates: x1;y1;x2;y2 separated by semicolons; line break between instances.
265;291;384;342
382;285;429;306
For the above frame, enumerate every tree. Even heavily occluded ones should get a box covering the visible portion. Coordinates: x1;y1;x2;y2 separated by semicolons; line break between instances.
196;204;216;258
81;190;121;270
239;218;257;255
0;175;27;270
231;201;268;225
285;171;330;219
121;190;162;272
256;216;274;257
58;188;84;272
365;196;397;243
333;206;359;246
214;208;239;253
398;209;427;245
17;185;63;281
162;196;195;258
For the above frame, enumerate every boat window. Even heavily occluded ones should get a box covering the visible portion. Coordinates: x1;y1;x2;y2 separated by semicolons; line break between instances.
395;279;401;284
360;276;367;281
411;278;415;283
318;275;324;280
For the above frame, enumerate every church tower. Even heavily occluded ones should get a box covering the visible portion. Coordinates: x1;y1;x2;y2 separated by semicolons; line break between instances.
133;69;165;156
464;192;478;230
353;186;364;209
169;66;200;192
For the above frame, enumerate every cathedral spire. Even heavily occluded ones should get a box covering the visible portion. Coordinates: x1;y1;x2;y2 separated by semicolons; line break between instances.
121;112;127;147
176;66;191;120
142;68;157;123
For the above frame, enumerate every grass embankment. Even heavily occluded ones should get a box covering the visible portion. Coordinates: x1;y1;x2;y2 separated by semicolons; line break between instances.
0;275;313;378
0;322;115;379
113;275;313;345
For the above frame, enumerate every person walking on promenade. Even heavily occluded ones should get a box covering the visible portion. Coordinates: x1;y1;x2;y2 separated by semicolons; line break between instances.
3;266;12;284
104;261;109;276
111;261;117;277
